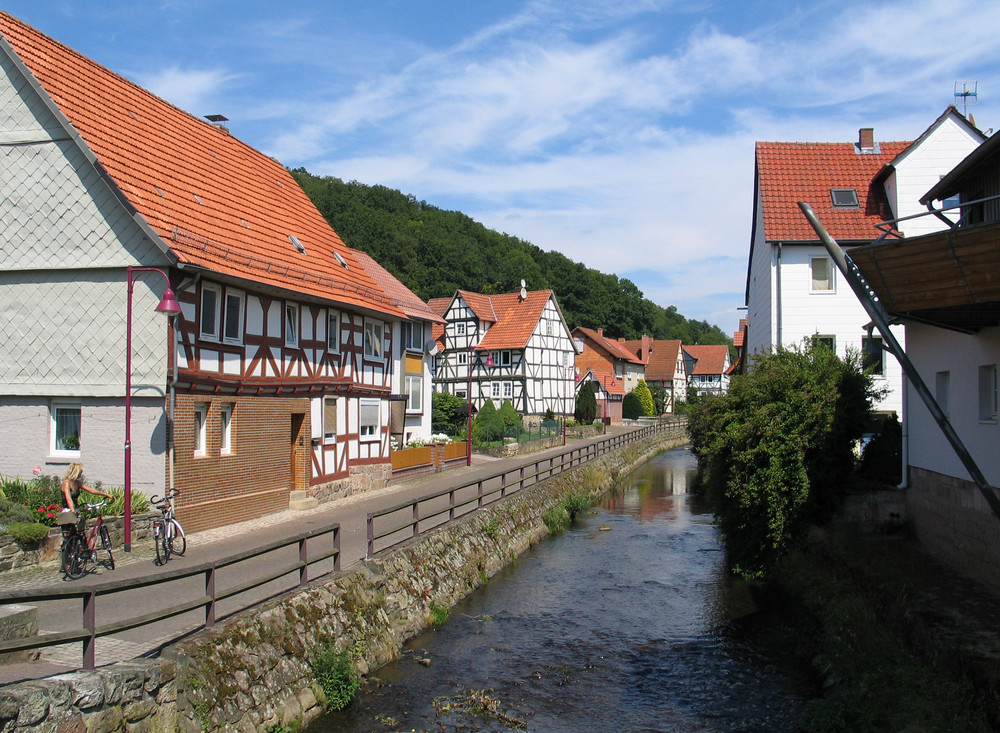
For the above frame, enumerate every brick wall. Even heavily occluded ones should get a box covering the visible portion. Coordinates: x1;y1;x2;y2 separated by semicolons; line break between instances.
173;394;310;533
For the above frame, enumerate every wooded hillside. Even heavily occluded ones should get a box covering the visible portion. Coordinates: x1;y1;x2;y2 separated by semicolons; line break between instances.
291;169;730;344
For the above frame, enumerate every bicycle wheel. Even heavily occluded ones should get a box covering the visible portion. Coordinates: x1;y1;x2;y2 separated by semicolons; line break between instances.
167;518;186;556
62;535;86;580
99;525;115;570
153;521;167;566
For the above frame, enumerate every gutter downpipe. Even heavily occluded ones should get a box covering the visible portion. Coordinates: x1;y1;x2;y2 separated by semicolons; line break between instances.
775;243;782;346
899;371;909;489
799;202;1000;520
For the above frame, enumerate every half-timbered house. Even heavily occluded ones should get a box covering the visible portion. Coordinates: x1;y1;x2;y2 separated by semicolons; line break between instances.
430;289;577;419
571;327;645;395
620;337;688;413
0;13;420;532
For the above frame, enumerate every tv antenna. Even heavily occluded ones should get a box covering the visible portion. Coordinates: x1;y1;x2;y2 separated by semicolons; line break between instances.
954;81;978;117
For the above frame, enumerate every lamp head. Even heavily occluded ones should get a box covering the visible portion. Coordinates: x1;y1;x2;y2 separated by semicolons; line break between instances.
156;287;182;316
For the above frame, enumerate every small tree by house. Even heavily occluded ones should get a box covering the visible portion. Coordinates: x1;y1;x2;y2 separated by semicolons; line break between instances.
432;391;468;436
622;391;644;420
472;399;504;445
499;400;522;436
635;379;656;416
648;381;670;414
575;381;598;424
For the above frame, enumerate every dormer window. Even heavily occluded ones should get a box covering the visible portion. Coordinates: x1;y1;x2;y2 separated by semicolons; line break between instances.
831;189;859;208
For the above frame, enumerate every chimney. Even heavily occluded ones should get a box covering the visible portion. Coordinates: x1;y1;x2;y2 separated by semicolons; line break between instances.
642;334;652;357
859;127;874;151
597;328;603;338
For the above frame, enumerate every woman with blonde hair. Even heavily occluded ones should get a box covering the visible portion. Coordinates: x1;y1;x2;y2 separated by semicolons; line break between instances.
61;463;112;513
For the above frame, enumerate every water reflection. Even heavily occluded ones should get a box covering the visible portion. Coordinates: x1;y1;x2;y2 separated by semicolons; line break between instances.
309;447;808;732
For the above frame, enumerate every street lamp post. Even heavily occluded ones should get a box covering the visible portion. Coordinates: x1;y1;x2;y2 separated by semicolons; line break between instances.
125;266;181;552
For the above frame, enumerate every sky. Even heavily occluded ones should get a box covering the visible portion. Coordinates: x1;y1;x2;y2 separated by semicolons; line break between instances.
6;1;999;333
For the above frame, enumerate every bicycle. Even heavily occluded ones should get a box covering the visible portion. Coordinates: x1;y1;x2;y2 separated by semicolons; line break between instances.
150;489;186;565
60;500;115;580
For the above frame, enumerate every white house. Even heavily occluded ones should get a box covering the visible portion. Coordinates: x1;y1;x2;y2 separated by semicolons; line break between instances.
0;13;428;533
746;108;985;415
848;131;1000;594
430;289;578;418
683;345;732;397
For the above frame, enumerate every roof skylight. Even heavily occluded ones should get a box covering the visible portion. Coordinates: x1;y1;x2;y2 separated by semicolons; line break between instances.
831;189;859;208
288;235;306;254
334;251;348;269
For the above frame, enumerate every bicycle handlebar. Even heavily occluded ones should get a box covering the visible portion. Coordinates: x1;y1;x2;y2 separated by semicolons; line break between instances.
81;500;109;511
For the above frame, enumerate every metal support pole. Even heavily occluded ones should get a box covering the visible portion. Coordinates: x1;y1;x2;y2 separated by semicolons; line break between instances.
799;202;1000;520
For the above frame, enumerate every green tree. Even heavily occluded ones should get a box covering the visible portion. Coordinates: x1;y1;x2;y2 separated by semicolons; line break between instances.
647;382;670;414
688;342;881;579
575;381;598;424
432;391;467;436
634;379;656;416
622;391;644;420
498;400;522;434
472;399;504;445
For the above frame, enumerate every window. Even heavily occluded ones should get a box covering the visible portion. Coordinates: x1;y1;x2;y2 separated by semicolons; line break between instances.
324;397;337;442
194;403;208;456
51;401;81;454
501;351;512;367
830;188;859;208
862;336;885;376
220;404;232;454
364;318;384;358
615;362;623;378
403;321;424;351
223;291;243;344
546;321;553;336
200;284;220;339
285;304;298;347
491;382;501;398
327;311;340;352
503;382;513;399
814;335;836;352
360;399;380;439
978;364;997;421
810;257;834;292
458;352;468;366
936;371;950;417
456;322;467;337
405;375;423;412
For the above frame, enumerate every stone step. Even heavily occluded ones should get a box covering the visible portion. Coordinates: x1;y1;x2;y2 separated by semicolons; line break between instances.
288;491;318;511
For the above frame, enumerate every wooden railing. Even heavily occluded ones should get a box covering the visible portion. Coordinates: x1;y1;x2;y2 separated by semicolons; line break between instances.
366;418;687;558
0;524;340;669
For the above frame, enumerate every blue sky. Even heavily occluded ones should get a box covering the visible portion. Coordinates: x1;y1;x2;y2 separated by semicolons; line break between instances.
7;1;999;333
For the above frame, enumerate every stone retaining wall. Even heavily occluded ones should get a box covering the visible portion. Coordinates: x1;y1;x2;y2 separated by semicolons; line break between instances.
0;428;688;732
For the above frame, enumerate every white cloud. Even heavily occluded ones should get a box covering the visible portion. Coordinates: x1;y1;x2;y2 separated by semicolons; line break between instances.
136;66;237;115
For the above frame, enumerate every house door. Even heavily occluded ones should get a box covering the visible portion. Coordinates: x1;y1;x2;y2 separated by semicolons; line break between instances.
290;413;306;492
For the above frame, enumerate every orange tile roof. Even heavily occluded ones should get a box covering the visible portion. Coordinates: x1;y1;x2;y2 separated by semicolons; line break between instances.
573;328;643;364
580;369;625;396
621;339;681;381
684;345;730;376
352;251;445;324
0;13;402;318
427;297;453;318
474;290;554;350
756;139;911;243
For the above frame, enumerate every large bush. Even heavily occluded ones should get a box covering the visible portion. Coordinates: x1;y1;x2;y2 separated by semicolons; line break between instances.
575;381;598;424
472;399;504;445
634;379;656;416
432;391;468;436
622;391;644;420
498;400;522;433
689;342;880;579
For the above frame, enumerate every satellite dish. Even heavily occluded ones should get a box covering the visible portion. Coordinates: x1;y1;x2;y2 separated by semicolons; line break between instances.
424;338;439;356
520;286;527;300
520;279;526;288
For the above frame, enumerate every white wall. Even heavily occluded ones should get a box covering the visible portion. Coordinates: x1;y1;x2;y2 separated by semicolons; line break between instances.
905;323;1000;485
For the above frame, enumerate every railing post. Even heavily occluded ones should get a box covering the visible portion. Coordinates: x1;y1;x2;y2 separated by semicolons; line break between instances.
298;535;309;588
367;512;375;559
500;472;507;499
478;479;484;508
205;564;217;628
333;525;341;572
412;502;420;538
520;465;525;490
449;489;456;521
82;589;96;670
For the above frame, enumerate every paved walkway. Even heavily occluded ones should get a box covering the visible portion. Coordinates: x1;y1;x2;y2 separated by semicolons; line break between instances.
0;427;650;685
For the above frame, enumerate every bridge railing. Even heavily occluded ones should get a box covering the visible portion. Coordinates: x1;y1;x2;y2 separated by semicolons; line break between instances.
0;524;340;670
366;418;687;558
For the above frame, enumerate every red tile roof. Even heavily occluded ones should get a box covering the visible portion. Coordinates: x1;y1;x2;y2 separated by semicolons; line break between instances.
684;345;730;376
573;328;643;364
579;369;624;396
476;291;554;350
621;339;682;381
352;252;445;324
0;13;402;317
756;139;911;243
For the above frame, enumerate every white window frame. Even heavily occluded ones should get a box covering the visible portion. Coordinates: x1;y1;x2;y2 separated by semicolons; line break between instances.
364;318;384;359
327;310;340;352
405;374;423;413
323;397;338;443
458;351;468;366
220;404;233;455
194;403;208;456
200;284;221;340
285;303;299;347
810;256;835;293
503;381;513;399
360;398;380;440
222;290;244;344
546;320;553;336
491;382;501;399
50;400;82;457
456;322;467;337
403;321;424;352
978;364;997;422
